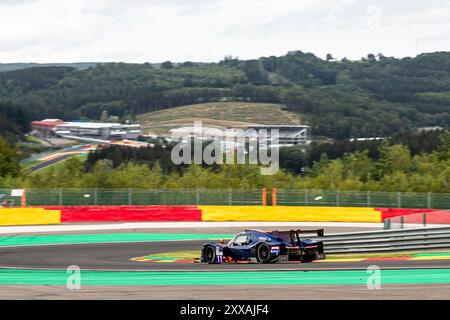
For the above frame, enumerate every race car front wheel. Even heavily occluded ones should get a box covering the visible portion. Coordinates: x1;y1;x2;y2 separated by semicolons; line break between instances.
204;246;217;264
257;243;271;263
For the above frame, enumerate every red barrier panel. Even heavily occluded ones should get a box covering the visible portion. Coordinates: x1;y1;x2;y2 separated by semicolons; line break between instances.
38;205;447;223
400;210;450;224
43;206;202;222
424;210;450;224
377;208;435;220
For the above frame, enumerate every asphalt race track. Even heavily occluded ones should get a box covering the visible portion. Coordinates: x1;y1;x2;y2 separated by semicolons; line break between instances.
1;240;449;271
30;153;75;172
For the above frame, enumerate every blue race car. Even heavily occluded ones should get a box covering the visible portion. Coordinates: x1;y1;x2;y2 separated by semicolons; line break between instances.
201;229;325;264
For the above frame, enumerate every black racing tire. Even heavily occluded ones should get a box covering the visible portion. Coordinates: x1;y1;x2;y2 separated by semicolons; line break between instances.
301;254;315;263
204;246;217;264
256;243;272;263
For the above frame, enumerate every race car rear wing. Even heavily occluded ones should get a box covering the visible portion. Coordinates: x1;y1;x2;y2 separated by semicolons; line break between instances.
270;229;324;238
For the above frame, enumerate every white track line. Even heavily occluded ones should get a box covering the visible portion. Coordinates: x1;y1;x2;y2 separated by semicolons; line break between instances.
0;221;383;234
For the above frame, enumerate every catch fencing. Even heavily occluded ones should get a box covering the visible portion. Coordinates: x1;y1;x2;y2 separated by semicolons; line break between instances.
0;188;450;208
275;189;450;209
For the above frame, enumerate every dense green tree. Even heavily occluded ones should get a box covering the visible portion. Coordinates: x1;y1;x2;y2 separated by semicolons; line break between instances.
437;130;450;160
161;61;174;69
0;137;21;177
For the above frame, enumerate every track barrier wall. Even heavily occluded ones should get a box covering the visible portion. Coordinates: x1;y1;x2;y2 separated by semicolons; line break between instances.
46;206;202;222
385;210;450;229
378;208;436;220
0;208;60;226
200;206;381;222
0;206;446;225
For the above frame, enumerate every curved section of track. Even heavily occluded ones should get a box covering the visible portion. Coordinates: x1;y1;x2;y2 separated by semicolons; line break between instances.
0;240;449;271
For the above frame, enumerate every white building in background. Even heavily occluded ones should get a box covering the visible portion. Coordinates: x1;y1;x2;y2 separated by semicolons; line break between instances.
244;125;311;146
168;124;311;147
53;122;143;140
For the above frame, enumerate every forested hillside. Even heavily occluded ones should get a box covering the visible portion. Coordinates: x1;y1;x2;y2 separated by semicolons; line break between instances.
0;63;97;73
1;51;450;139
0;101;31;143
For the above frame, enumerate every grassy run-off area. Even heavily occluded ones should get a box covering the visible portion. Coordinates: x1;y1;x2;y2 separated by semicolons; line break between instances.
30;153;87;174
137;102;301;134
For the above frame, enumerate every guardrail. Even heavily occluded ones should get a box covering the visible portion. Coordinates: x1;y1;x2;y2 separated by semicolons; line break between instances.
311;227;450;254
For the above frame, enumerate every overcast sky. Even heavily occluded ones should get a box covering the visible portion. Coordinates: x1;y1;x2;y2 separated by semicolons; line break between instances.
1;0;450;63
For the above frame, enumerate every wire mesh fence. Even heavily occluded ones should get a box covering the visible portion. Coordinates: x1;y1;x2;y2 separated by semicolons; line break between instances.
0;188;449;208
0;189;22;207
272;189;450;209
23;188;264;206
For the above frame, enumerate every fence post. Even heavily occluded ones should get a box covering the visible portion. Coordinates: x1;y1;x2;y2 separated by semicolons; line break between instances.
422;213;427;227
305;189;308;206
228;188;232;206
59;188;63;206
94;188;98;206
272;188;277;206
400;215;404;229
367;191;371;207
427;192;432;209
262;188;267;206
336;190;340;206
196;188;200;205
383;218;391;230
128;188;132;205
397;192;401;208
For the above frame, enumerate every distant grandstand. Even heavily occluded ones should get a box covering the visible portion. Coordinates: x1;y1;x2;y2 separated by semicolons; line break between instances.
32;119;143;141
169;124;311;147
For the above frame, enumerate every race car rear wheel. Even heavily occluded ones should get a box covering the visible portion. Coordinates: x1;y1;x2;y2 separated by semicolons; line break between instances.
204;246;217;264
257;243;271;263
301;253;315;263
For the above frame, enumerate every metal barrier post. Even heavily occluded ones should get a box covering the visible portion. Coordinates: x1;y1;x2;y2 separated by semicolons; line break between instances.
397;192;401;208
128;188;132;205
59;188;63;206
422;213;427;227
228;188;232;206
262;188;267;206
367;191;371;207
94;188;98;206
400;216;404;229
195;188;200;205
336;190;340;206
427;192;432;209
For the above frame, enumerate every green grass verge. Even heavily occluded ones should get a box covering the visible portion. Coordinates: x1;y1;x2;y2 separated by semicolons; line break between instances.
31;153;87;175
137;102;302;134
